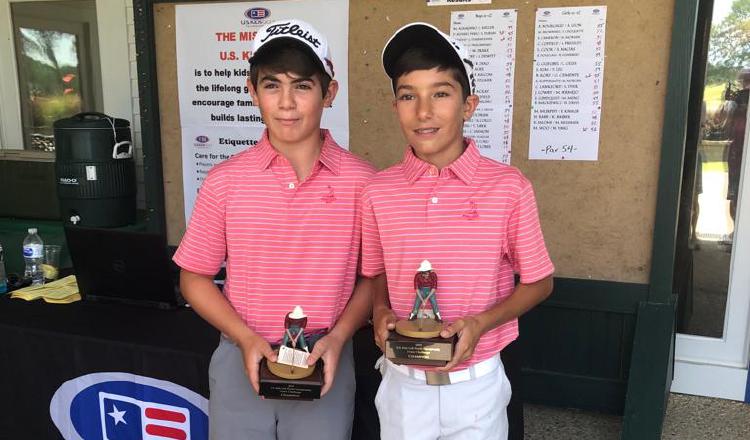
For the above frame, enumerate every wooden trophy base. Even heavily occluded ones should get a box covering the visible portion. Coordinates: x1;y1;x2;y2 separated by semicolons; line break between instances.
267;359;316;380
259;356;323;400
386;319;456;366
395;318;444;338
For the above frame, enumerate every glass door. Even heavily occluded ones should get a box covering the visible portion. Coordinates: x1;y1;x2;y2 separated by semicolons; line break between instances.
672;0;750;401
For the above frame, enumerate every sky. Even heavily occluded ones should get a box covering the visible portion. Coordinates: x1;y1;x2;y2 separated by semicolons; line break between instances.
19;27;78;68
713;0;734;25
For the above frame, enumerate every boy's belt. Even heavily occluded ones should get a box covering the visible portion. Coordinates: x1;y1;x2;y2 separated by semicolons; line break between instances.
379;355;500;385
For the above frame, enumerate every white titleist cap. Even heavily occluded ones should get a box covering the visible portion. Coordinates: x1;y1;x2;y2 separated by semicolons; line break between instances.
249;19;335;78
382;22;475;95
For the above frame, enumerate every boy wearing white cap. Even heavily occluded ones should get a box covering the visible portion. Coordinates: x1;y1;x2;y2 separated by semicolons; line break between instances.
360;23;555;439
174;19;376;439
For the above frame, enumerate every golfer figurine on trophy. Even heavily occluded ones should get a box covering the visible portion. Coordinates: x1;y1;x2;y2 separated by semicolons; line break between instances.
268;306;314;379
409;260;442;321
260;306;323;400
387;260;456;366
398;260;444;336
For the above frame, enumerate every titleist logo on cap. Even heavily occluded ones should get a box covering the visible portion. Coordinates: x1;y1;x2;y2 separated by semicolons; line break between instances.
260;22;321;48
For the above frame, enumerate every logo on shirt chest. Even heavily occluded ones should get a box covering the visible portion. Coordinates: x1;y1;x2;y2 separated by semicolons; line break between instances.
321;186;336;203
462;200;480;220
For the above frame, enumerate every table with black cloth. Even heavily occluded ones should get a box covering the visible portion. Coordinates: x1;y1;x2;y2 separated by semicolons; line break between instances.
0;296;217;439
0;296;385;440
0;296;521;440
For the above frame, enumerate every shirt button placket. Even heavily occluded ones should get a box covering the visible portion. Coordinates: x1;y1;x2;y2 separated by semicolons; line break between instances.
426;173;440;222
288;181;301;212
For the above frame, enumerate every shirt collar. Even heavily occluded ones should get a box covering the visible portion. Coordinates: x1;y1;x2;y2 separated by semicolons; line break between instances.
255;129;341;176
318;129;342;175
446;138;480;185
401;138;480;185
402;146;431;184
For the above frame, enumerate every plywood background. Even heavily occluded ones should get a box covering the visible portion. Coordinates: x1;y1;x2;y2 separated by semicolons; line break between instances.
154;0;675;284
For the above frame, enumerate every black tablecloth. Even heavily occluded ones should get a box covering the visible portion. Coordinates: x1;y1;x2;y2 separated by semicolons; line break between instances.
0;295;519;440
0;296;384;440
0;296;217;439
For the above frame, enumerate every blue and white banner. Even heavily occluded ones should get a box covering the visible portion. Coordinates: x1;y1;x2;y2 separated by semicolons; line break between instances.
50;372;209;440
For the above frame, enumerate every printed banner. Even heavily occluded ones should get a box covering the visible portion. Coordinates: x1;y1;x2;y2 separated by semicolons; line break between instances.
175;0;350;221
50;372;209;440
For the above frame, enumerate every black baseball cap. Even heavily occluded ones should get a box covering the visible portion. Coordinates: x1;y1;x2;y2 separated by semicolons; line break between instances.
382;22;475;94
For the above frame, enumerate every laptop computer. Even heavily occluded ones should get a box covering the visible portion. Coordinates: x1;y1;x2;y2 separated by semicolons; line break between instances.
65;227;183;309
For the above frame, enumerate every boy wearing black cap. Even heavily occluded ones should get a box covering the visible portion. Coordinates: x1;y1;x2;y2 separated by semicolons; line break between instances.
174;19;375;439
361;23;554;439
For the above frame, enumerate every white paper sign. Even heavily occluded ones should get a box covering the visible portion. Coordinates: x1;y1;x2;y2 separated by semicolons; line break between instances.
529;6;607;161
451;9;517;164
429;0;492;5
175;1;350;221
277;345;310;369
181;125;264;218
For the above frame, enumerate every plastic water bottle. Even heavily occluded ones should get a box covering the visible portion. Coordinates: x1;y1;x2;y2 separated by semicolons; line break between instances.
23;228;44;286
0;242;7;294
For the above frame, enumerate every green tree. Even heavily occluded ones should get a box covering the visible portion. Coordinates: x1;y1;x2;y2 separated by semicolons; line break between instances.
707;0;750;85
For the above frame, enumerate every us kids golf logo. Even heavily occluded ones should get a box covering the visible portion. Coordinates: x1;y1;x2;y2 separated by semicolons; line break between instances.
242;7;271;26
50;372;208;439
245;7;270;20
194;135;210;147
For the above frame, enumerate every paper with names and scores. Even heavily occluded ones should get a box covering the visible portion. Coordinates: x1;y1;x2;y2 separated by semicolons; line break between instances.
429;0;491;6
451;9;517;164
529;6;607;161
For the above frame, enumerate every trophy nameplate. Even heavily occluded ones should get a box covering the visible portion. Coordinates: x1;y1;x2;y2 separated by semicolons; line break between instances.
260;355;323;400
385;330;456;366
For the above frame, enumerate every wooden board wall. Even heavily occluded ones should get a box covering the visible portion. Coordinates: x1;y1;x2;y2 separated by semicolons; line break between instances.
154;0;675;284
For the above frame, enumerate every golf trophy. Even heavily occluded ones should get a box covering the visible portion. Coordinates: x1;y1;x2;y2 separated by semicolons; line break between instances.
260;306;323;400
386;260;456;366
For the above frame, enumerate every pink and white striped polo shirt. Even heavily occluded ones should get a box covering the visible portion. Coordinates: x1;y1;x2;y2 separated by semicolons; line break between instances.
361;139;554;370
174;129;376;343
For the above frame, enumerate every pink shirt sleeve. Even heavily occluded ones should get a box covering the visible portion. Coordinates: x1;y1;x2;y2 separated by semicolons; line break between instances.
173;172;227;275
506;177;554;284
360;189;385;278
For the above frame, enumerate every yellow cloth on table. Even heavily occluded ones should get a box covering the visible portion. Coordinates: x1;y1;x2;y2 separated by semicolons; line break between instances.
10;275;81;304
